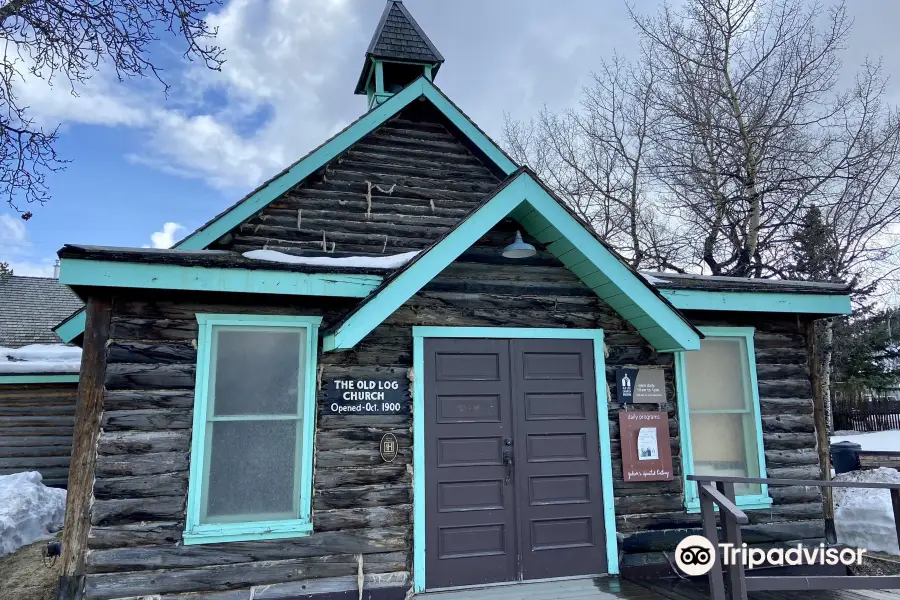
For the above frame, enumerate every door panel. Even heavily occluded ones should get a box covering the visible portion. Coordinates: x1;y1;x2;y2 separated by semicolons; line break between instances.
425;338;517;589
511;338;607;580
424;337;607;589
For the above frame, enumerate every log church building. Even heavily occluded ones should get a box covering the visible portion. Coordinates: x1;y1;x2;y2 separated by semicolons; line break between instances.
53;2;853;598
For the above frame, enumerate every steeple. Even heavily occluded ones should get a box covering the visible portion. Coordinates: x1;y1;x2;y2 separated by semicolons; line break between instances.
355;1;444;108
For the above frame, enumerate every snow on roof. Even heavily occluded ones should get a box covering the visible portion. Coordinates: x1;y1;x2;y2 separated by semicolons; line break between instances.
0;344;81;374
243;249;420;270
639;272;669;285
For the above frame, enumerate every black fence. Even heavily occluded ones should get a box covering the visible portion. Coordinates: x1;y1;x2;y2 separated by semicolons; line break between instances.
833;393;900;432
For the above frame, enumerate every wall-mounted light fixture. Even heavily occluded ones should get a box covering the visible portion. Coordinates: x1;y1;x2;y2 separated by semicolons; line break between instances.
501;230;536;259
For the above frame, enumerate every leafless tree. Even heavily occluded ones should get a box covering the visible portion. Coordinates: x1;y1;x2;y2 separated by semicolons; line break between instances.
0;0;225;215
503;52;687;270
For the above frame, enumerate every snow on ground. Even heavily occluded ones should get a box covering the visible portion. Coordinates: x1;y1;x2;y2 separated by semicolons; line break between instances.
0;472;66;556
243;249;419;269
832;430;900;452
833;467;900;555
0;345;81;375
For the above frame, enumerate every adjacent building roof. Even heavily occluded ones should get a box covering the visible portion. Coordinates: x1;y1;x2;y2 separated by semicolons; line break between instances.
644;271;850;295
0;275;83;348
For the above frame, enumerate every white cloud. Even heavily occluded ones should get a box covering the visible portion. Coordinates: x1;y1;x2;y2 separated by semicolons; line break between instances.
149;222;186;248
0;214;57;277
12;0;361;191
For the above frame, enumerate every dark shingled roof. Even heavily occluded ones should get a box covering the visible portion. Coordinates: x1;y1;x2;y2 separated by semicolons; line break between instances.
0;275;84;348
642;271;850;295
367;1;443;64
355;1;444;94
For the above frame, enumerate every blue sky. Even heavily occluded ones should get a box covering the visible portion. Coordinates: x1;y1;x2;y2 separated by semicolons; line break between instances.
4;0;899;277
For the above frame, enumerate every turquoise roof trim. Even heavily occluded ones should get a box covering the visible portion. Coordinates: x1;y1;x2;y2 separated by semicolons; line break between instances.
324;170;702;353
0;374;79;384
54;310;86;344
660;289;852;315
58;258;383;298
175;77;517;251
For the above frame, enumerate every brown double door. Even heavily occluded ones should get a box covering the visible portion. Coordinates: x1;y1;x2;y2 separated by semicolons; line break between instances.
424;337;607;590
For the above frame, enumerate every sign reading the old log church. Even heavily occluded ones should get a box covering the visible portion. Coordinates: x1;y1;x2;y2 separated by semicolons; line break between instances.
324;378;408;415
618;410;674;482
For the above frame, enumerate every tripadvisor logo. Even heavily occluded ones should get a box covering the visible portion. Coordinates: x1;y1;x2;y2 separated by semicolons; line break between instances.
674;535;867;576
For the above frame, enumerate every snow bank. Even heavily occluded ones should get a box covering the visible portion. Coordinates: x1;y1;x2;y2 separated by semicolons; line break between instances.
242;249;419;269
832;430;900;452
834;467;900;555
639;272;670;285
0;471;66;556
0;344;81;375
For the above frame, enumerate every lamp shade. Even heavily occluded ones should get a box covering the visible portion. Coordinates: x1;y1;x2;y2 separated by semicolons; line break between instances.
502;230;537;259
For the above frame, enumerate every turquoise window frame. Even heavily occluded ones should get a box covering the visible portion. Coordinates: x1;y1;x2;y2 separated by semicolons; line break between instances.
183;313;322;545
676;326;772;513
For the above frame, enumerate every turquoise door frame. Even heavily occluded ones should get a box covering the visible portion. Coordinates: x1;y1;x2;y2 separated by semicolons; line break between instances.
411;326;618;593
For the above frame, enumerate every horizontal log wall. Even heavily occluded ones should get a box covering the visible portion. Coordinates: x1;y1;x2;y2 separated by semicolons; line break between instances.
89;291;405;600
0;382;77;487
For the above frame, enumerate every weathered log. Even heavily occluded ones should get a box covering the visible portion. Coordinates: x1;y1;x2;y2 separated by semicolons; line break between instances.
94;473;188;500
110;316;198;341
317;415;409;431
761;414;815;433
313;484;411;510
0;444;73;458
96;451;189;477
84;551;407;599
0;435;73;447
747;502;824;524
88;522;184;549
152;571;409;600
60;295;111;585
765;465;822;480
612;494;684;514
620;520;826;552
758;379;812;398
85;527;408;571
105;364;196;390
764;449;820;467
101;408;192;431
103;389;195;411
316;449;411;469
91;496;186;526
0;455;70;469
770;486;823;505
98;430;191;455
315;428;411;452
763;432;817;451
107;341;197;365
314;464;408;488
313;505;411;532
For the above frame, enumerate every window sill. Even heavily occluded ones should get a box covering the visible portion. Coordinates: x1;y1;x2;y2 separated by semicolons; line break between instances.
183;519;313;545
685;494;773;514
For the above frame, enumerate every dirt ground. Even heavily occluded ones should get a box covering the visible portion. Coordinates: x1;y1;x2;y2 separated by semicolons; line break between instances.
0;539;60;600
848;550;900;576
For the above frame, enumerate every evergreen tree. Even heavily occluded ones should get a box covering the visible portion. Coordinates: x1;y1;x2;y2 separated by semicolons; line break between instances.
0;262;11;277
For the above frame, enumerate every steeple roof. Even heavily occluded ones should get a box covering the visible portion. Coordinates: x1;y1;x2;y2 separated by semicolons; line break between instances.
354;1;444;95
367;1;443;64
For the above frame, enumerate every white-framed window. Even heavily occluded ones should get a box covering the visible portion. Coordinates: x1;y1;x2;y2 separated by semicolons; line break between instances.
676;326;772;511
183;313;322;545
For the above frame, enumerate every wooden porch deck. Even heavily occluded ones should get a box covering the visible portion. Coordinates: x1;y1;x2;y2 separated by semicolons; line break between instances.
417;577;900;600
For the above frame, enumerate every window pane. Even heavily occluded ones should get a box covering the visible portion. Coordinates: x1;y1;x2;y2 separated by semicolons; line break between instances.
684;338;749;411
204;420;299;522
212;328;305;416
686;335;762;497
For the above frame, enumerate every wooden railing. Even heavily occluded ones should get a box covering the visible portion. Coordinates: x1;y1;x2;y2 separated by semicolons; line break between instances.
687;475;900;600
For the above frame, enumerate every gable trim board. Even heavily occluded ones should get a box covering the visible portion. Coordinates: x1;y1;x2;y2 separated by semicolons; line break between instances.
324;169;703;353
0;374;79;384
58;259;383;298
660;289;852;316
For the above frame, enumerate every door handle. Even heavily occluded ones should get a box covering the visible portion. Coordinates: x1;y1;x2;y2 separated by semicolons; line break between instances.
502;450;514;485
